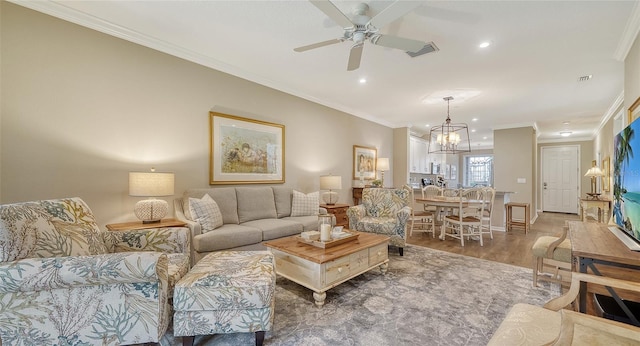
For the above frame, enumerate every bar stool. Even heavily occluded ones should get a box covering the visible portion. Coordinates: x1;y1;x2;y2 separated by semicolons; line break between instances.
506;202;530;233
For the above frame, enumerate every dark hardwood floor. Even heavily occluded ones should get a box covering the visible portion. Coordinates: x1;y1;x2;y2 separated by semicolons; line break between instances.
407;211;584;268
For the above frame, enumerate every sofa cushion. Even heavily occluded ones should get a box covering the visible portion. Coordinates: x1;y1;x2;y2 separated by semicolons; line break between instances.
291;190;319;217
283;215;319;231
189;194;223;233
272;186;293;218
236;187;277;223
192;224;263;253
242;219;303;240
183;188;239;224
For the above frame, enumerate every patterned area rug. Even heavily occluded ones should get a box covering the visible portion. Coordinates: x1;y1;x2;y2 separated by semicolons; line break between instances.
163;245;560;345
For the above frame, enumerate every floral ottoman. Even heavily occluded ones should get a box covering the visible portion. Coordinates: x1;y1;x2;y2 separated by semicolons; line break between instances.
173;251;276;346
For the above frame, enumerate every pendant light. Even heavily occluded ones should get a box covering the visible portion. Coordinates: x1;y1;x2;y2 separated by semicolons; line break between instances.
428;96;471;154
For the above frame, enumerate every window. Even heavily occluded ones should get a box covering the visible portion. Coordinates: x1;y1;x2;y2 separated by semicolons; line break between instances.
463;155;493;187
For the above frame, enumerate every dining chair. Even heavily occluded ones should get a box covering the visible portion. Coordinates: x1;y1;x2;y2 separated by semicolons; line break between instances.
443;188;488;246
460;187;483;217
480;187;496;241
442;188;459;197
405;185;436;237
441;187;459;216
421;185;442;213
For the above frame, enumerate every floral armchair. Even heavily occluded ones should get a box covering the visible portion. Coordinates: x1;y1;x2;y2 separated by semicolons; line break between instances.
347;188;411;256
0;197;190;345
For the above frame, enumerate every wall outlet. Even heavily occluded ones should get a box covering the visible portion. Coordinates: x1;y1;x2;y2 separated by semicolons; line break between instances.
517;178;526;184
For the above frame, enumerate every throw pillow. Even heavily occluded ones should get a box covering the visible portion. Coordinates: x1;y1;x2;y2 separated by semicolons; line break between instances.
291;190;319;217
189;194;223;233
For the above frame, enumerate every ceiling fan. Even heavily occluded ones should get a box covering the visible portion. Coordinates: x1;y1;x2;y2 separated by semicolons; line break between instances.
294;0;435;71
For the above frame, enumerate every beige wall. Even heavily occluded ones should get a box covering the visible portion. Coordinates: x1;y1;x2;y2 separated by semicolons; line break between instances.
593;111;618;201
494;127;535;220
392;127;410;189
625;33;640;114
0;3;394;228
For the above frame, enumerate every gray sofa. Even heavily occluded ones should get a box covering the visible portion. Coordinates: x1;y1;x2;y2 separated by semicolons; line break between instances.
174;186;327;263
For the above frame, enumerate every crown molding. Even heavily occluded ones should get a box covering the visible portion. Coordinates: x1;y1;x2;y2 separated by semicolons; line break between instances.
537;136;593;144
491;122;537;131
614;1;640;61
592;91;624;138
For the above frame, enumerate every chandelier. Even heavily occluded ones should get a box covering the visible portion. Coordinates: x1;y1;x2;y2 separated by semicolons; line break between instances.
428;96;471;154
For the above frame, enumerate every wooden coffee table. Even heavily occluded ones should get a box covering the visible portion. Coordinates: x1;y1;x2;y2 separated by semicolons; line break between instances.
264;231;390;307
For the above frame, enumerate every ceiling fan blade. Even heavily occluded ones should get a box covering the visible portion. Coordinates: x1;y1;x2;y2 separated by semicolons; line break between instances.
368;1;422;29
371;34;425;53
309;0;354;29
294;38;343;52
347;43;364;71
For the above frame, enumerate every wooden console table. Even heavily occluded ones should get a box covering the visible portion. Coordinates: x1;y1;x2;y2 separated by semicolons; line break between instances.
568;221;640;326
579;197;611;223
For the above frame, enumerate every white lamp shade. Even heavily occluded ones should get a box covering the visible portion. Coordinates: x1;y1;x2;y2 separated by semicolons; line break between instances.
320;175;342;190
377;158;390;171
584;167;604;177
129;172;175;196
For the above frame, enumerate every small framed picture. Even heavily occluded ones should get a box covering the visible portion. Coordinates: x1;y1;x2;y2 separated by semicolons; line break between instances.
353;145;377;180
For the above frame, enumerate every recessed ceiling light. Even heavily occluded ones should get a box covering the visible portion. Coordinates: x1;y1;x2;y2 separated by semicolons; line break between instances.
479;41;491;48
425;124;430;127
359;78;367;84
560;131;572;137
472;118;478;122
471;129;476;133
563;121;570;125
483;136;488;140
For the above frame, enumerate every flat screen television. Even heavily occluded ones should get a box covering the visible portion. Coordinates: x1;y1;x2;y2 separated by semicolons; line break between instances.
612;116;640;251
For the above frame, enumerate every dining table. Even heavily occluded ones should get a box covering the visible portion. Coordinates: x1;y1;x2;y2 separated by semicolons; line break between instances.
415;196;483;239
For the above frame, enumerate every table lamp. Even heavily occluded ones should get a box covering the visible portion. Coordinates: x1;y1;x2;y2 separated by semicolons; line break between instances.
129;168;175;223
584;166;604;199
377;158;390;187
320;174;342;205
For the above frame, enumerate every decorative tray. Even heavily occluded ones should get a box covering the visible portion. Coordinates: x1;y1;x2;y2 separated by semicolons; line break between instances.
296;230;359;249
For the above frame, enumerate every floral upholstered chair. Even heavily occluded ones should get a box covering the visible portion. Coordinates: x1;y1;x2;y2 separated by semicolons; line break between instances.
0;197;190;345
347;188;411;256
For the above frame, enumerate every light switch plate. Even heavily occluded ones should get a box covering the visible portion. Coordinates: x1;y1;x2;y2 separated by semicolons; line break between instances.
517;178;526;184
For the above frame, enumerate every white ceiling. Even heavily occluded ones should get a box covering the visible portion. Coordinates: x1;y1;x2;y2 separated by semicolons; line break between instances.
15;0;640;149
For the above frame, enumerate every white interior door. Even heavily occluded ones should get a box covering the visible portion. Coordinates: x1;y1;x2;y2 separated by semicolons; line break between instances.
541;146;579;213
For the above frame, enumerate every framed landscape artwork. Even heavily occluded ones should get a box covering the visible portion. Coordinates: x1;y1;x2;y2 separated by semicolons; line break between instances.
353;145;377;180
210;112;285;184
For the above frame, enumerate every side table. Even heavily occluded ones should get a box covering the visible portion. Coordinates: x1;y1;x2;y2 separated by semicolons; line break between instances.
579;197;611;223
320;203;350;227
106;218;187;231
352;187;364;205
